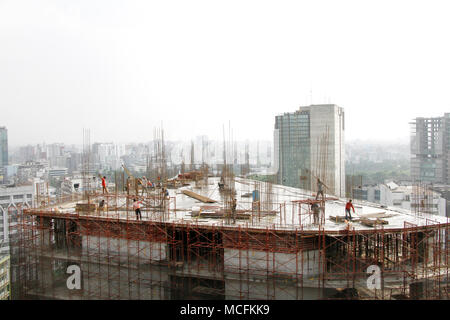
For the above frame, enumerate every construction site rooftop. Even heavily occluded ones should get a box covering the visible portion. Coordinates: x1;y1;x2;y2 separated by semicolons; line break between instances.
28;177;449;234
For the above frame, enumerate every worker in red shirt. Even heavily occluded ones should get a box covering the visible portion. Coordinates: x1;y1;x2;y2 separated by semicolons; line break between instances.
345;199;355;220
101;176;108;194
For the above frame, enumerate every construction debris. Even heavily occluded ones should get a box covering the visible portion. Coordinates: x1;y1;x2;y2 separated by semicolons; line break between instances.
75;203;96;212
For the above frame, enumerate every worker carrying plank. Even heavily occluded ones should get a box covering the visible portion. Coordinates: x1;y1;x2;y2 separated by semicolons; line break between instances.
315;178;325;201
345;199;355;220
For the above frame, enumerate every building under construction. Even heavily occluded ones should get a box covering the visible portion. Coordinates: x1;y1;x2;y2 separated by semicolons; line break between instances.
9;169;449;300
410;113;450;184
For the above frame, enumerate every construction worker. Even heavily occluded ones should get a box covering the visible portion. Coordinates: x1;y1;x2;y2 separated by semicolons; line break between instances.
125;176;131;193
164;188;169;199
231;198;237;224
218;176;225;190
345;199;355;220
98;199;106;214
101;176;108;194
133;198;143;221
140;176;147;196
315;178;324;201
311;202;320;225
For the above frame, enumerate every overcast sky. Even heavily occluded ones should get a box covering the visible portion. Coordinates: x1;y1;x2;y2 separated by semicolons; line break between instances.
1;0;449;146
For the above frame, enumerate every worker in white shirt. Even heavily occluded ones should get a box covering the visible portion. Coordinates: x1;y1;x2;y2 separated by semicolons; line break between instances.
133;198;143;220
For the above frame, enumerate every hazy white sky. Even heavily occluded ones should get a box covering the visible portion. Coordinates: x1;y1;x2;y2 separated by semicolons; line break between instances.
1;0;449;146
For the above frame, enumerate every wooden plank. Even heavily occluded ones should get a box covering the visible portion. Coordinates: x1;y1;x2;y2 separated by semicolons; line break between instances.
191;210;250;219
182;189;216;203
359;212;396;218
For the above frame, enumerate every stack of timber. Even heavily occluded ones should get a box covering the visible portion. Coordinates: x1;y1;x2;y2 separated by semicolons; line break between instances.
329;215;348;223
359;217;389;227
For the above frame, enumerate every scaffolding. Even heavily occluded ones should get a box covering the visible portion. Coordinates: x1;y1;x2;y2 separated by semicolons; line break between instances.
9;182;450;300
8;124;450;300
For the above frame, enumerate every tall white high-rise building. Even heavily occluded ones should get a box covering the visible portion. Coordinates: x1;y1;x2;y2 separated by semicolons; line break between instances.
274;104;345;197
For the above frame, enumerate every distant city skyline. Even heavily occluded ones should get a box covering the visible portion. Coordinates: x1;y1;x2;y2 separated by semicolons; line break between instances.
6;135;411;149
2;1;450;146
